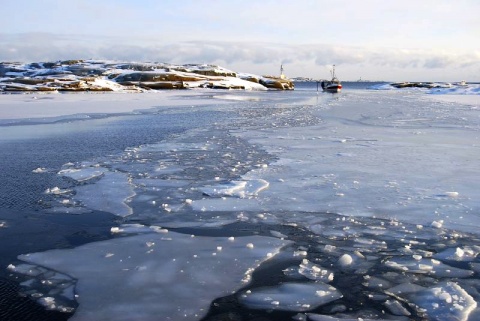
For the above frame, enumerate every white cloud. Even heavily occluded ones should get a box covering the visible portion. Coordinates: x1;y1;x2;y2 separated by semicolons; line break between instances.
1;33;479;81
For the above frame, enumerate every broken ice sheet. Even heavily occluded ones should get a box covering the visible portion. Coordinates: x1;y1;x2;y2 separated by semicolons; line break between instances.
73;171;135;217
238;282;342;312
384;257;474;278
16;227;291;321
408;281;477;321
58;166;107;182
200;178;269;198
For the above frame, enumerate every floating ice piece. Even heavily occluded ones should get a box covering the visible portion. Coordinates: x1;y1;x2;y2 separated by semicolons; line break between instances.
200;179;269;198
470;262;480;273
338;254;353;267
409;282;477;321
384;257;473;278
32;167;47;173
386;282;427;296
73;171;135;216
298;259;334;282
307;314;395;321
362;275;392;290
17;230;290;321
7;263;48;276
430;220;444;229
433;246;479;262
58;167;106;182
45;187;71;195
384;299;411;316
444;191;459;198
270;230;287;239
238;282;342;312
110;224;168;235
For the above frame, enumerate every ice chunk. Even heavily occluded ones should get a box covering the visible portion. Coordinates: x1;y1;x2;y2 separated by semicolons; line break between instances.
384;257;473;278
299;259;334;282
307;315;395;321
338;254;353;267
45;187;71;195
444;191;459;198
238;282;342;312
409;282;477;321
386;282;427;296
16;229;290;320
58;167;106;182
434;246;479;262
430;220;444;229
384;299;411;316
73;171;135;216
270;230;287;239
200;179;269;198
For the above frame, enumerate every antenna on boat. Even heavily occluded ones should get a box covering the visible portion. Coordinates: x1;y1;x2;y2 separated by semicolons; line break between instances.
280;64;285;79
331;64;336;79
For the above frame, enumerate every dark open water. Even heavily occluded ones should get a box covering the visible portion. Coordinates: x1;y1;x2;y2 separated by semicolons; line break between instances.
0;107;232;320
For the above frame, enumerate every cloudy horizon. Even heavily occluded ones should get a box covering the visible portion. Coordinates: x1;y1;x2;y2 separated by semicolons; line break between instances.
2;0;479;82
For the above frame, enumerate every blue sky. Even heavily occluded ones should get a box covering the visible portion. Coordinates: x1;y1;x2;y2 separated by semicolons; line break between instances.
1;0;479;81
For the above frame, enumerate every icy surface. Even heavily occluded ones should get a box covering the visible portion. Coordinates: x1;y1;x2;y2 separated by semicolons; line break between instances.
3;85;480;320
17;227;290;321
407;282;477;321
238;282;343;312
73;171;135;217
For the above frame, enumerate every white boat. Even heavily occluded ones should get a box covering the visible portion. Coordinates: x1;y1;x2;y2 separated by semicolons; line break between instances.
320;65;342;93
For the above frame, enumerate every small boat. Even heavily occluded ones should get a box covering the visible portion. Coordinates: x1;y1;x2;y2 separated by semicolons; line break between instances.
320;65;342;93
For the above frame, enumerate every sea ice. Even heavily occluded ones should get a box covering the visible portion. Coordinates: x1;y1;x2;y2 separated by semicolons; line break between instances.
200;179;269;198
238;282;342;312
433;246;480;262
14;227;291;321
307;315;403;321
73;171;135;216
384;257;474;278
409;282;477;321
58;166;107;182
298;259;334;282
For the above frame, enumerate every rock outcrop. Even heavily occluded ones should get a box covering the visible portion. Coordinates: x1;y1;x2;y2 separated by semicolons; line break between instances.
0;60;295;92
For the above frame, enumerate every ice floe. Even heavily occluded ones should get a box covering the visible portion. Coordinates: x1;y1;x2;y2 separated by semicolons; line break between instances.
12;226;291;321
238;282;343;312
200;179;269;198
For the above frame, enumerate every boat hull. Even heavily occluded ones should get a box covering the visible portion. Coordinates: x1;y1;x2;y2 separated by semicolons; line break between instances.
324;84;342;93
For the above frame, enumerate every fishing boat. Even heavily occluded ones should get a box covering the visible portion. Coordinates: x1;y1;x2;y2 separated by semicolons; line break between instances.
320;65;342;93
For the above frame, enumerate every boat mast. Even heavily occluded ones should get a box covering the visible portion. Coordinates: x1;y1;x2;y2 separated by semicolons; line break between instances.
331;64;336;79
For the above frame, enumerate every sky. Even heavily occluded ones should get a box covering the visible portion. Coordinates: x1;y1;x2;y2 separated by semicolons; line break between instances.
1;0;479;81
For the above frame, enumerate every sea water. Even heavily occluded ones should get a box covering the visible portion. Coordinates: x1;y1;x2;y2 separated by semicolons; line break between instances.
1;83;479;321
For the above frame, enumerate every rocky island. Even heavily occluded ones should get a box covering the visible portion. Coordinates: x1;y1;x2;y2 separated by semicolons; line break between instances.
0;60;295;92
